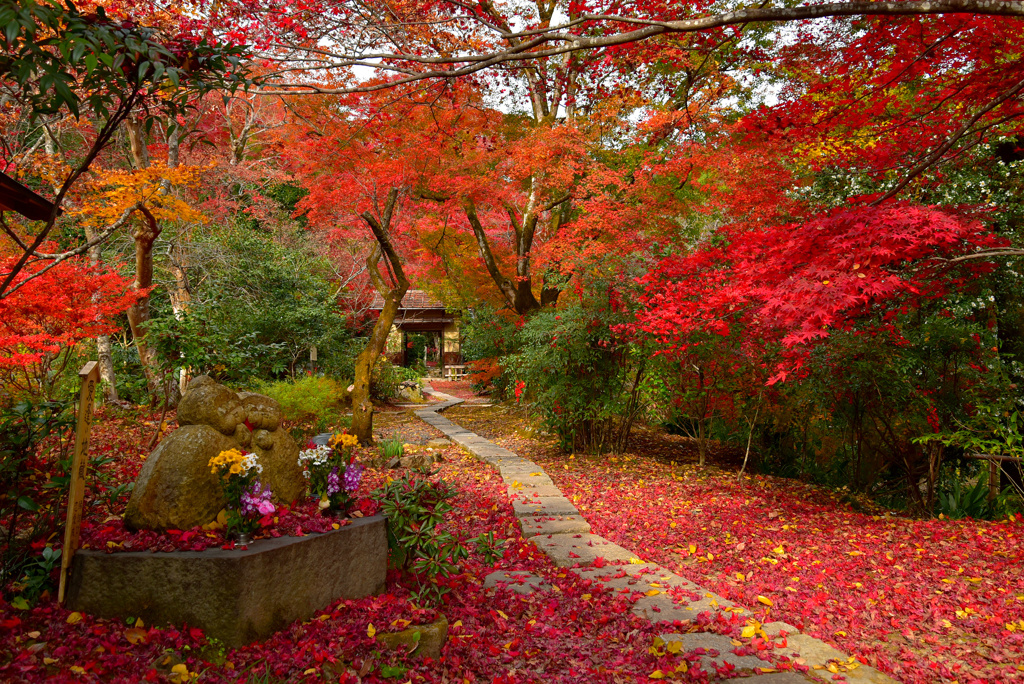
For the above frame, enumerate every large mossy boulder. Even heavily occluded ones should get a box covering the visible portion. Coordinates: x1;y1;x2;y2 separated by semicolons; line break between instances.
124;376;305;531
124;425;235;531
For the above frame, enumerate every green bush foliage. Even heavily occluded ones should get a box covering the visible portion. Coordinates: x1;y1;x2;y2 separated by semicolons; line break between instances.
258;376;350;424
370;357;420;401
506;284;647;453
372;473;467;605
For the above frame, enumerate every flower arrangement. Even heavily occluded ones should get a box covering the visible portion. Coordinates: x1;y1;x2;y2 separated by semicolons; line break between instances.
297;432;364;515
208;448;275;539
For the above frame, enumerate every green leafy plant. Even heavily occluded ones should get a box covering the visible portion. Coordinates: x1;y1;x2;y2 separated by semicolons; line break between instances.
370;357;421;401
939;474;994;520
380;436;405;461
505;280;648;453
258;376;350;424
372;473;468;605
0;400;72;594
12;546;61;606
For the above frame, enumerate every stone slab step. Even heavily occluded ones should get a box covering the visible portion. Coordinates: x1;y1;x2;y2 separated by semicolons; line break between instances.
530;533;637;567
507;484;563;498
776;634;899;684
519;515;592;538
657;632;772;674
502;472;554;487
483;570;550;595
512;496;579;518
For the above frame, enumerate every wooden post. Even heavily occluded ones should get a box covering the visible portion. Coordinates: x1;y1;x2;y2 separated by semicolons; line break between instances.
988;457;1000;502
58;361;100;604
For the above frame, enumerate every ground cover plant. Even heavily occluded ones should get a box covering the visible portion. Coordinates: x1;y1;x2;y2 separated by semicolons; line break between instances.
448;405;1024;684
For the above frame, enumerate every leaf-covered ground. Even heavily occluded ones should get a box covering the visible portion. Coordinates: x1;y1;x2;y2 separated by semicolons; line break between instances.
2;405;730;683
445;405;1024;684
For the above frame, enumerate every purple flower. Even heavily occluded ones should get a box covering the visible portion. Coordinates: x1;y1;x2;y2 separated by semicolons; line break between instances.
343;463;363;493
326;467;341;497
241;480;274;517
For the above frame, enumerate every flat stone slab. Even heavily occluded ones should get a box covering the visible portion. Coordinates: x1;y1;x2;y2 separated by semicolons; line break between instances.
512;496;579;517
498;463;547;476
743;673;816;683
779;635;898;684
659;632;769;673
530;533;637;567
507;484;563;498
573;563;698;593
483;570;550;595
502;472;554;487
519;515;592;538
66;516;387;647
762;621;800;638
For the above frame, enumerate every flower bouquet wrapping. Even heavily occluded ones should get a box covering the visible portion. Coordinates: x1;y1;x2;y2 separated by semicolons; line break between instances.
208;448;275;541
297;432;364;515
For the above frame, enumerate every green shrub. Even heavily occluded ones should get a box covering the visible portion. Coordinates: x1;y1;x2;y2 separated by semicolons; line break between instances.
372;473;468;605
505;283;647;453
257;376;350;423
370;357;420;401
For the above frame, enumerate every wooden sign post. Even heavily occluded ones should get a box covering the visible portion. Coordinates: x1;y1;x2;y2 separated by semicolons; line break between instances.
58;361;99;604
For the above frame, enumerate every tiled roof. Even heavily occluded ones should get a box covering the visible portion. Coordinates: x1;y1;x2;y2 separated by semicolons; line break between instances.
369;289;446;310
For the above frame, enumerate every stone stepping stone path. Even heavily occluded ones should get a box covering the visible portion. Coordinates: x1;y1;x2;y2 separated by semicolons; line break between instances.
415;394;899;683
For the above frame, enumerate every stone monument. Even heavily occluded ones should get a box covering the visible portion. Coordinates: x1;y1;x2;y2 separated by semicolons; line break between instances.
124;376;305;531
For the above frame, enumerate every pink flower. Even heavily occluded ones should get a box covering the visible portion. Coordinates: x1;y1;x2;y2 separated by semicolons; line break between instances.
257;500;276;516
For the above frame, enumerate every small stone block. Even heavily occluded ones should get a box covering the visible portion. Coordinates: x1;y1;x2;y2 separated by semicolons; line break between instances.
519;515;592;538
483;570;550;595
761;621;800;638
512;497;579;517
739;673;815;683
502;472;553;487
508;484;563;499
66;516;387;647
530;533;637;567
658;632;768;672
376;615;448;660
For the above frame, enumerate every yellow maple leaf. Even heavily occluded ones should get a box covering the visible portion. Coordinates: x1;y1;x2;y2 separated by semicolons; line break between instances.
66;612;83;625
367;623;376;638
648;670;665;679
757;596;773;607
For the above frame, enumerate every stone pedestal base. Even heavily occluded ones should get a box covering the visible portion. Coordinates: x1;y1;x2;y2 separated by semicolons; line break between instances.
65;515;387;647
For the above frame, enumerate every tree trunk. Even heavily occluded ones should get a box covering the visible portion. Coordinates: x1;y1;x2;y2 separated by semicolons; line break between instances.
124;207;164;405
123;117;184;407
84;216;119;402
349;189;409;445
350;285;406;443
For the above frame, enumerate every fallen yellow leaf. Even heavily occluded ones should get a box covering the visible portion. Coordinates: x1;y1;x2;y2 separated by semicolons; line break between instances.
66;612;83;625
367;623;376;638
757;596;773;607
648;670;665;679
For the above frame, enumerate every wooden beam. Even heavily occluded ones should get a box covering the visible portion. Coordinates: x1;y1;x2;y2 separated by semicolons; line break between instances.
0;171;60;222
